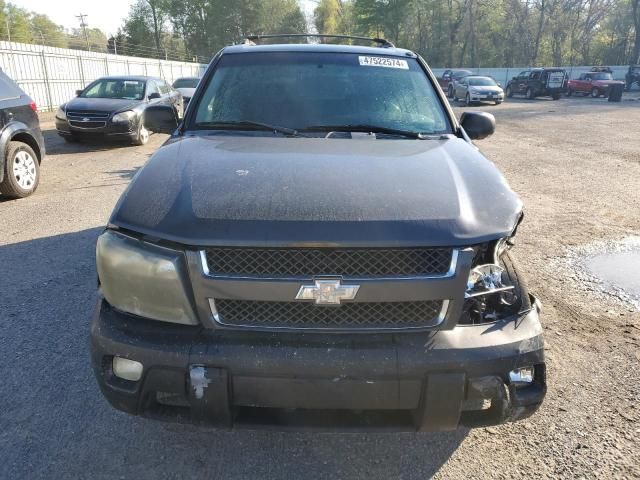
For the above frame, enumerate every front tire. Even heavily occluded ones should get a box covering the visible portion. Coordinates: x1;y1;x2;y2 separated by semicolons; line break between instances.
526;87;535;100
566;89;573;96
465;93;472;106
133;119;149;146
448;85;454;98
552;93;560;100
0;141;40;199
506;85;513;98
591;87;600;98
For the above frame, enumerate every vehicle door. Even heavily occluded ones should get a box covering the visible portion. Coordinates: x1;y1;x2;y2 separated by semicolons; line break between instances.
162;79;183;116
439;70;452;89
576;73;590;93
529;71;542;93
516;71;530;94
455;77;467;99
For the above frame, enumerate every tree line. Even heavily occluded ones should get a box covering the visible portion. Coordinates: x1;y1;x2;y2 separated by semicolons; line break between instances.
1;0;639;68
314;0;640;68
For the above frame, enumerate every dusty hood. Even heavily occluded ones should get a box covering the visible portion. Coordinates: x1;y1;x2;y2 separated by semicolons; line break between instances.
110;135;523;247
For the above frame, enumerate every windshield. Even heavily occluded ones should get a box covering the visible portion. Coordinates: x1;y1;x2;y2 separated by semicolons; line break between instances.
173;78;199;89
192;52;450;135
452;70;472;79
80;79;145;100
591;73;613;80
468;77;497;86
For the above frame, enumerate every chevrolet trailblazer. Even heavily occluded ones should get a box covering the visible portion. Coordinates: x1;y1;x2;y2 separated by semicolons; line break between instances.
91;34;546;431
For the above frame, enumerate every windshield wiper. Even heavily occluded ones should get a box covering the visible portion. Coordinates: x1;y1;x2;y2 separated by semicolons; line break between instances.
301;124;431;139
195;120;306;137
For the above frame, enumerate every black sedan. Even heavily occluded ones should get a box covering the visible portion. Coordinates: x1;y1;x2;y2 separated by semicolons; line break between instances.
55;76;183;145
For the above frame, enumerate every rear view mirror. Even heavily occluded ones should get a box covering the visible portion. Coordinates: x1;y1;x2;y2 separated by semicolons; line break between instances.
144;105;178;134
75;89;83;96
460;111;496;140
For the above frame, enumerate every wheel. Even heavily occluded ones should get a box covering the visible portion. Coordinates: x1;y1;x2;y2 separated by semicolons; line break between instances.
566;89;573;96
495;100;502;105
447;85;454;98
0;141;40;199
526;87;535;100
506;85;513;98
133;119;149;146
591;87;600;98
552;93;560;100
465;93;471;106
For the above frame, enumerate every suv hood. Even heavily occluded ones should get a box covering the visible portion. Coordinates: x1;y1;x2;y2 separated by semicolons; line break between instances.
110;136;522;247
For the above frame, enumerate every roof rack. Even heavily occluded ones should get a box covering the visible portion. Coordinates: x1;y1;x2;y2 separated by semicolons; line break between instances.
244;34;395;48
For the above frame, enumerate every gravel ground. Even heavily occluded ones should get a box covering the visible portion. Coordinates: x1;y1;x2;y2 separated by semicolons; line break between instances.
1;93;639;479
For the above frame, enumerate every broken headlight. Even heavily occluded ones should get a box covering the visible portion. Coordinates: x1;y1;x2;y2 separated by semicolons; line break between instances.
96;230;198;325
459;242;529;325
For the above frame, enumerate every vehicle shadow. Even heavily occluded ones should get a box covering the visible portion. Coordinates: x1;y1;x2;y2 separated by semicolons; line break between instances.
106;166;141;180
42;128;136;155
0;227;469;480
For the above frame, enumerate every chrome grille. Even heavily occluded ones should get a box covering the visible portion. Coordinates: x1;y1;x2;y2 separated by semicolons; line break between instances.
67;111;109;129
213;299;446;330
204;247;453;278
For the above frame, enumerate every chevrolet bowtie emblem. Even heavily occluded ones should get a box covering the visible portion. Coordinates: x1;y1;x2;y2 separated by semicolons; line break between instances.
295;279;360;305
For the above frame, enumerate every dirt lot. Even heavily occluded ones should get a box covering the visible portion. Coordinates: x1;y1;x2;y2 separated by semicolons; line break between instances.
1;94;639;479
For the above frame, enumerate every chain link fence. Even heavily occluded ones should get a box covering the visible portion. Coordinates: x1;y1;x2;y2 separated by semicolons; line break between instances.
0;41;208;112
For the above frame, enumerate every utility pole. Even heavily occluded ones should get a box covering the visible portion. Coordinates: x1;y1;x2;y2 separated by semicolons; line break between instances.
76;13;90;50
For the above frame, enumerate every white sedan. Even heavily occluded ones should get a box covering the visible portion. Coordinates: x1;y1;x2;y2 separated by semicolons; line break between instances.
453;76;505;105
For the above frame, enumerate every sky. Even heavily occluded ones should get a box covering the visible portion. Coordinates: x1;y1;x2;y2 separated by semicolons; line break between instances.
11;0;317;36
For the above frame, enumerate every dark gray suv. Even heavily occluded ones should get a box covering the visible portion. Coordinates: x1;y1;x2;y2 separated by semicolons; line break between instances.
91;35;546;431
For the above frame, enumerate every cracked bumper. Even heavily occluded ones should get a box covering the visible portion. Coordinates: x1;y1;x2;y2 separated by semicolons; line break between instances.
90;299;546;431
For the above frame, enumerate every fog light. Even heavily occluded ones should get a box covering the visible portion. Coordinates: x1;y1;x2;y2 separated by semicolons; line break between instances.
112;357;143;381
509;366;534;386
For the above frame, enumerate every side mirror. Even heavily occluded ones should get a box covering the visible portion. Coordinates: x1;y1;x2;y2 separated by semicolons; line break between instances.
148;92;162;100
497;82;503;87
144;105;178;134
460;111;496;140
75;89;83;96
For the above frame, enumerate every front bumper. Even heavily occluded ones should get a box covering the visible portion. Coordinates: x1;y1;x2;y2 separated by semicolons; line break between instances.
55;118;138;140
91;298;546;431
468;93;504;102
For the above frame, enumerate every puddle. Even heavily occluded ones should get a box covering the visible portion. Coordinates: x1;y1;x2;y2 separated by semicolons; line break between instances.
558;236;640;310
586;251;640;298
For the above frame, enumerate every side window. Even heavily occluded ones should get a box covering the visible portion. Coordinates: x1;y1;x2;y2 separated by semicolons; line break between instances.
530;71;541;80
518;71;529;79
147;81;160;98
578;74;585;80
0;72;22;100
159;81;171;95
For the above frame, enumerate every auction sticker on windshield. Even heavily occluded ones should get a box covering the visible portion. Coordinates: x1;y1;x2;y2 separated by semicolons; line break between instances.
358;56;409;69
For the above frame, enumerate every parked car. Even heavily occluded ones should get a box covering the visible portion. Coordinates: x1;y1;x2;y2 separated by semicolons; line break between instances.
626;65;640;91
505;68;567;100
453;75;505;105
91;35;546;432
567;71;625;97
172;77;200;104
55;76;183;145
437;69;473;98
0;69;45;199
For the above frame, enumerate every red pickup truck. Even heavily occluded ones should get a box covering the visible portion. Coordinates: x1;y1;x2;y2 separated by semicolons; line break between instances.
567;72;625;97
437;69;473;98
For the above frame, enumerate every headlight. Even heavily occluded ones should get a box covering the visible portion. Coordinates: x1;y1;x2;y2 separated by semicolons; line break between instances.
56;106;66;120
111;110;136;123
96;230;198;325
